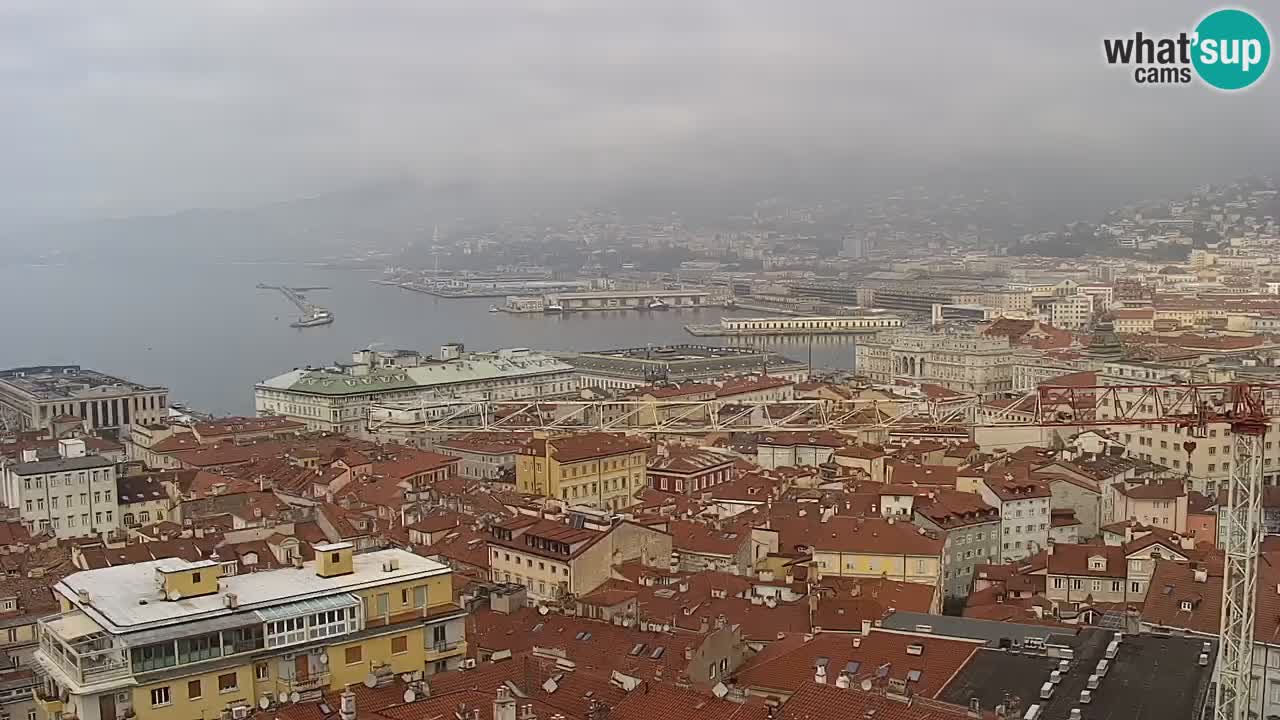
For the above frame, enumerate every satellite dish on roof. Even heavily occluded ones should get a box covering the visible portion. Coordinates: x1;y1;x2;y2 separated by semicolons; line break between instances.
404;689;417;704
167;589;183;602
319;654;329;665
538;605;550;615
401;674;413;683
258;697;271;710
861;679;873;692
277;692;289;704
364;674;378;688
290;692;301;704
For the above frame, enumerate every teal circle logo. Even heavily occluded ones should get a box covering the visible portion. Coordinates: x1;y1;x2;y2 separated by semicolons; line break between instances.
1192;8;1271;90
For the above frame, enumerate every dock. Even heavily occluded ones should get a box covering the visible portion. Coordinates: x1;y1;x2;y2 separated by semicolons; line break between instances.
502;289;718;313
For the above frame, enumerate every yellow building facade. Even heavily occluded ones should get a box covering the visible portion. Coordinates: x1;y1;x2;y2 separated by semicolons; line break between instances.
32;543;466;720
515;433;649;511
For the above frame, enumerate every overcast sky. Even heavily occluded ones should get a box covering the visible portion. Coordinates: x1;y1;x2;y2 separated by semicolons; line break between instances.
2;1;1278;221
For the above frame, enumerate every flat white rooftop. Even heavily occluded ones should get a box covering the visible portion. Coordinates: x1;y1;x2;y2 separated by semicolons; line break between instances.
56;548;449;634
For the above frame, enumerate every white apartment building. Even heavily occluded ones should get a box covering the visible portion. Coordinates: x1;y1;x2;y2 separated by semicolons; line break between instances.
855;332;1016;394
1077;285;1115;312
255;346;576;433
1049;294;1094;331
0;439;121;539
979;474;1052;562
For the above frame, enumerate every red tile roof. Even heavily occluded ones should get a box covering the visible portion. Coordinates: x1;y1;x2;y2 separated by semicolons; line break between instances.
611;682;766;720
649;447;735;475
913;490;999;530
1114;480;1186;500
523;432;651;463
670;519;751;557
1141;557;1223;636
1045;543;1125;578
734;629;981;697
627;382;718;399
715;375;794;398
191;415;304;438
779;682;988;720
835;445;889;460
467;608;707;682
772;515;944;557
888;462;958;488
757;431;849;448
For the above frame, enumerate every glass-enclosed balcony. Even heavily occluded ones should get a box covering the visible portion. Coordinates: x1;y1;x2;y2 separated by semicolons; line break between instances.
35;613;131;689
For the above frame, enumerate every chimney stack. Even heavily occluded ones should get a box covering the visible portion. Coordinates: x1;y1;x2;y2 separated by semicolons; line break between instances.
339;688;357;720
493;686;517;720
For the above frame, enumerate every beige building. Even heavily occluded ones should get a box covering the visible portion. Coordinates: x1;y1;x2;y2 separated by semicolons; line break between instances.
1045;543;1127;613
0;365;168;439
855;332;1016;394
1104;480;1188;533
116;473;177;530
794;516;944;588
486;517;672;601
515;432;650;511
1113;309;1155;334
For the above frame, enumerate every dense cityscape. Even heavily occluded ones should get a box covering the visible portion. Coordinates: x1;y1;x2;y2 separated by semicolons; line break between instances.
2;170;1279;720
5;1;1280;719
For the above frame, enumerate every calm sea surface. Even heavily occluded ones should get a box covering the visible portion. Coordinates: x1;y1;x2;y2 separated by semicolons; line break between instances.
0;263;858;415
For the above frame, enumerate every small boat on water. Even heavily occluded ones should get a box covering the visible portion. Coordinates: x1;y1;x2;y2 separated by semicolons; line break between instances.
291;308;334;328
489;305;501;313
647;298;669;311
544;303;565;313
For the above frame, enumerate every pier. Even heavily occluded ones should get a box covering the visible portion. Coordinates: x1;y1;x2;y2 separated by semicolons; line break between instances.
258;284;334;328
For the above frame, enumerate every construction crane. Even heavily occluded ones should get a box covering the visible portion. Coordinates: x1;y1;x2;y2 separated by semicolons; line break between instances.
368;380;1280;720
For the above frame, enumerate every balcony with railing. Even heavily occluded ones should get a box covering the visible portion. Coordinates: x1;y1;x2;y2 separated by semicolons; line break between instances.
425;640;466;660
34;613;131;690
276;669;331;696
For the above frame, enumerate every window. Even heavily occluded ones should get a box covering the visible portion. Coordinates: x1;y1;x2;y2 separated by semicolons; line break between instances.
1071;579;1083;590
1111;581;1122;593
345;645;363;665
150;687;171;707
177;632;222;664
255;663;270;681
392;635;408;654
218;672;238;693
265;616;308;648
188;680;202;699
413;585;428;608
1053;577;1065;590
1091;580;1103;592
132;642;178;671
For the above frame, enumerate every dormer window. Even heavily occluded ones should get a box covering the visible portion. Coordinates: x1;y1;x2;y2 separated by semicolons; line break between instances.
1180;600;1194;612
1088;556;1106;571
